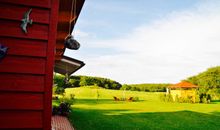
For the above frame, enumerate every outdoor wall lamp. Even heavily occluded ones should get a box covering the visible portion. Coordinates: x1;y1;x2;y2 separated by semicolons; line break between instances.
64;35;80;50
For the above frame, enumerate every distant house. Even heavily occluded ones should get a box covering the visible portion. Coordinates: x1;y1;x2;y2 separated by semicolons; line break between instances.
167;81;198;102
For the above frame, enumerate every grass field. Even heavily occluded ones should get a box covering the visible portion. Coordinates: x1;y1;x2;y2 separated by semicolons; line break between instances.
59;87;220;130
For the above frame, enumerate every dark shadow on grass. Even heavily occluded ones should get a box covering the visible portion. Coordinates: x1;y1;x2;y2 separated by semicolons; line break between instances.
210;111;220;116
207;100;220;104
210;100;220;104
70;108;220;130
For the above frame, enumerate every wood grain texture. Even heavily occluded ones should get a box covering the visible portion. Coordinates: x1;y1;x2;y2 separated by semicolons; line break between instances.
0;37;47;57
0;3;50;24
0;111;43;128
43;0;59;129
0;92;43;110
0;0;51;8
0;73;44;92
0;56;45;74
0;19;48;40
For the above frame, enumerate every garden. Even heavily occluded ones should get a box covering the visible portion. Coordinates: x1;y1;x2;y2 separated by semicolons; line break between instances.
52;87;220;130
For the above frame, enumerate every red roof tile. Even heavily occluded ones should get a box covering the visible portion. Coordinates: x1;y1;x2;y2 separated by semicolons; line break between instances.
169;81;198;88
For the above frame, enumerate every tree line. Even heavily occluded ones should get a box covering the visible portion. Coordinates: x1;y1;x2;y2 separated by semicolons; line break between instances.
54;66;220;97
54;74;170;93
54;75;122;90
186;66;220;100
121;84;170;92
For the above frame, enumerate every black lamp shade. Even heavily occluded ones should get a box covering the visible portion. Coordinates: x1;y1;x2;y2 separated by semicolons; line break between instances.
64;35;80;50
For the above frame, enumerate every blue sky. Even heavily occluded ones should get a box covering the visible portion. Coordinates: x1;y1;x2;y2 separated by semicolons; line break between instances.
65;0;220;84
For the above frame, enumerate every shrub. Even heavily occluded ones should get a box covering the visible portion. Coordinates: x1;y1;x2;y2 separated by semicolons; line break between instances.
60;97;74;106
52;106;60;115
52;95;59;100
120;84;132;90
199;93;211;103
159;94;166;102
70;94;75;100
159;94;173;102
52;96;74;116
59;102;71;116
133;97;139;101
195;94;200;103
55;86;65;95
165;94;174;102
174;95;179;102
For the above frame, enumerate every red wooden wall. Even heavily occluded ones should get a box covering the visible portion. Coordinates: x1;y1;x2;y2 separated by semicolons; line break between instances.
0;0;59;129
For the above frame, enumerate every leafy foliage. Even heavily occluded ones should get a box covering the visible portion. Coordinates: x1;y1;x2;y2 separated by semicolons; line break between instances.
54;75;122;90
186;66;220;100
187;66;220;89
52;97;74;116
160;94;174;102
122;83;170;92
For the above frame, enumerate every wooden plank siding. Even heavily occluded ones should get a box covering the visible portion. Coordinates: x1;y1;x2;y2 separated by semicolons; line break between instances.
0;0;59;129
0;3;50;24
0;56;46;74
0;0;51;8
0;19;49;40
0;73;44;92
0;111;43;128
0;37;47;57
43;0;59;129
0;92;43;110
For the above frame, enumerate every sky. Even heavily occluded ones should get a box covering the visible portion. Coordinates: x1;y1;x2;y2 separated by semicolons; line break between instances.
65;0;220;84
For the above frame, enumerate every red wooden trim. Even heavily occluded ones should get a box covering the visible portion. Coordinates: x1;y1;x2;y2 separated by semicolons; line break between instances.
43;0;59;129
57;22;69;32
0;73;44;92
55;55;62;61
0;19;48;40
0;111;43;128
0;56;46;74
56;42;65;49
0;37;47;57
0;0;51;8
0;92;43;110
0;3;50;24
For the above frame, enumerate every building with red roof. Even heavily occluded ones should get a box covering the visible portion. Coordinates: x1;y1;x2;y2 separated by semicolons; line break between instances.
167;81;199;103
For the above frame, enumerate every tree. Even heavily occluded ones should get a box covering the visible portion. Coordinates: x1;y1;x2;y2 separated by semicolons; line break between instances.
186;66;220;101
186;66;220;90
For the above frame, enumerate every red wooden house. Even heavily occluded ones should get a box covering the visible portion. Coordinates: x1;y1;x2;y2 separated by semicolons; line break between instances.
0;0;85;129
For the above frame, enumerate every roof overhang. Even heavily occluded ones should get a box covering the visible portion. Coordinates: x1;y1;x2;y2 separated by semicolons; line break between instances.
54;56;85;75
169;81;198;89
54;0;85;75
55;0;85;60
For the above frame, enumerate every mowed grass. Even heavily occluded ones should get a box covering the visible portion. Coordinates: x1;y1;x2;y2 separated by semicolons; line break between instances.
63;87;220;130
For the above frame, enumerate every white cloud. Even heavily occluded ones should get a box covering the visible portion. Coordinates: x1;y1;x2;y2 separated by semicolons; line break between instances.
68;1;220;84
73;30;90;38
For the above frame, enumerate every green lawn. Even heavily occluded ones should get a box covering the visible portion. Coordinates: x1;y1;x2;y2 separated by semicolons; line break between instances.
61;87;220;130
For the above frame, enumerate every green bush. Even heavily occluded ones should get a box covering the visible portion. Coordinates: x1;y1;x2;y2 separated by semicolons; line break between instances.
159;94;173;102
127;84;170;92
199;93;211;103
60;97;74;105
195;94;200;103
120;84;132;90
159;94;166;102
52;96;74;116
55;86;65;95
133;97;139;101
70;94;75;100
